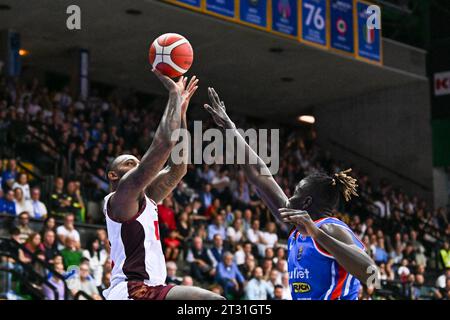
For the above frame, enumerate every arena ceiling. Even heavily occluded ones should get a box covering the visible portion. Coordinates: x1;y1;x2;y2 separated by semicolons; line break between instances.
0;0;428;123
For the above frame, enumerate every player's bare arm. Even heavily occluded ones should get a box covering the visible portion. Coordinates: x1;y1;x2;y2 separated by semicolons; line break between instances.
204;87;288;223
108;70;184;221
145;76;199;203
280;208;378;284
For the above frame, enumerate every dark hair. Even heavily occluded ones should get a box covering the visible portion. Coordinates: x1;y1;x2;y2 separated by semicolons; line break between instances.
274;284;283;290
10;227;20;236
294;169;358;211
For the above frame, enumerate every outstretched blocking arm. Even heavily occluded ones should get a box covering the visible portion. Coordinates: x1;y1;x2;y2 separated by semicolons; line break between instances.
204;88;288;224
109;70;184;221
145;76;198;203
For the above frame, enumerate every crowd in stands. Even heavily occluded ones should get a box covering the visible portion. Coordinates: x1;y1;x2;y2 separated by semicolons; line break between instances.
0;73;449;300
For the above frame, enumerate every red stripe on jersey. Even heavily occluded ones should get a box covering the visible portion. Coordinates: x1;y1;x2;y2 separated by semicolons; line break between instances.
331;265;348;300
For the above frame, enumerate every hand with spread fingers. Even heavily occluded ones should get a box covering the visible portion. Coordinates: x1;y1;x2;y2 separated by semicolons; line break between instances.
279;208;320;238
178;75;199;116
204;87;235;129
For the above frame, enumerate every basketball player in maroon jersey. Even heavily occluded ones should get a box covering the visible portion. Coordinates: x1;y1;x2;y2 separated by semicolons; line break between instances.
102;70;224;300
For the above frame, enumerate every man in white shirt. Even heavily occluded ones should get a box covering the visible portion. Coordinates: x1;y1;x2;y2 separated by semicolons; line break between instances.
245;267;273;300
56;213;80;250
29;187;47;219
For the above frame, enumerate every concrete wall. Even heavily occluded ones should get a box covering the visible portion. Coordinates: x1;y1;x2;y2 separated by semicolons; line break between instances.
314;80;433;203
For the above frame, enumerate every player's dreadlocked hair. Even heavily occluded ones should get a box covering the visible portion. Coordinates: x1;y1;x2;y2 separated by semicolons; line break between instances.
292;168;358;211
331;169;359;202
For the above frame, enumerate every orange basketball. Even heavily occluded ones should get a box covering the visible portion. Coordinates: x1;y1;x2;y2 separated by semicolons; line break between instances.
149;33;194;78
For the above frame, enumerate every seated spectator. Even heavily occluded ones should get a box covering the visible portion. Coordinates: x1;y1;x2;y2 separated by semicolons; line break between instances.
205;198;221;220
273;247;286;265
199;184;213;212
164;230;181;262
60;237;82;269
215;251;245;299
65;181;85;222
2;159;18;191
439;241;450;269
207;234;225;268
56;213;80;250
49;177;72;219
82;237;108;288
239;254;256;281
0;190;16;215
257;222;278;257
280;272;292;300
40;216;57;236
273;284;285;300
100;271;112;294
39;230;59;263
262;258;274;281
186;236;214;282
158;197;177;239
23;232;41;261
29;187;48;219
12;173;31;201
373;238;389;264
435;268;450;289
207;214;226;242
412;274;437;300
16;211;34;243
13;188;32;215
166;261;182;285
227;218;243;246
69;262;102;300
269;269;281;288
176;210;192;243
42;263;66;300
246;219;262;251
95;228;110;254
245;267;273;300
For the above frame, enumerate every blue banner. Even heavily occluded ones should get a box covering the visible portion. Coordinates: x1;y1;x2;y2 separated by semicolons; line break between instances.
330;0;354;54
174;0;201;8
356;1;381;62
301;0;327;46
240;0;267;27
271;0;298;36
206;0;235;18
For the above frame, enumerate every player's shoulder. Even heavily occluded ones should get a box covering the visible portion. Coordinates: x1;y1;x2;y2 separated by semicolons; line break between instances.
319;222;354;245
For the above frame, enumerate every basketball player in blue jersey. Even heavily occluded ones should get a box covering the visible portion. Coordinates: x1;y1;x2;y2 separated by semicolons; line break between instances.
204;88;378;300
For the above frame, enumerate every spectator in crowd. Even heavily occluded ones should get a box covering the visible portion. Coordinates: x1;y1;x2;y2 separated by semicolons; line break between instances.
280;272;292;300
239;254;256;281
2;159;18;191
39;230;59;263
186;236;214;282
42;263;66;300
436;268;450;289
56;213;80;250
29;187;47;219
227;218;243;247
207;234;225;268
246;219;262;249
158;197;177;239
60;237;82;269
207;214;227;242
373;238;389;264
66;181;85;222
23;232;41;262
49;177;72;219
0;189;16;215
439;241;450;270
257;222;278;257
82;237;108;288
13;188;32;215
40;216;56;236
16;211;34;243
411;274;437;300
166;261;182;285
245;267;273;300
69;262;102;300
199;183;213;211
100;271;111;294
273;285;285;300
215;251;245;299
12;173;31;201
163;230;181;262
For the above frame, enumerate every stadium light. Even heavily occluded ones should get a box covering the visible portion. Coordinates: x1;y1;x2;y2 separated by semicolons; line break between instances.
19;49;29;56
298;115;315;124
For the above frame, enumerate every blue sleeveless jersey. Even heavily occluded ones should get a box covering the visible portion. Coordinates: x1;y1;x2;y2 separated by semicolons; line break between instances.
287;217;365;300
